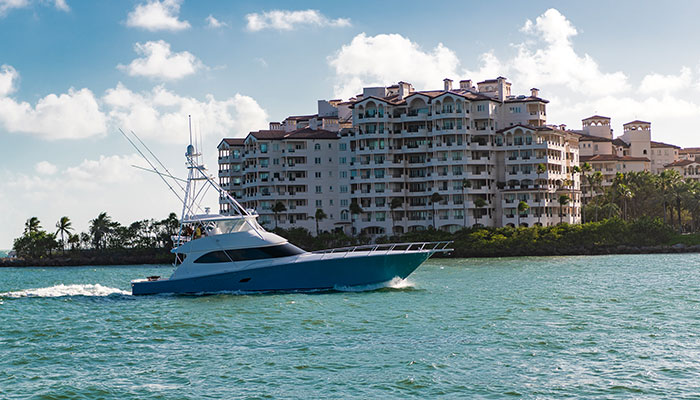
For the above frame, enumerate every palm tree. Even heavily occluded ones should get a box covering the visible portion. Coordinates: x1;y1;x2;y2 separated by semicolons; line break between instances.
473;197;487;226
390;197;403;234
588;171;604;221
536;163;546;189
658;170;682;226
571;166;581;223
580;162;592;222
558;194;570;224
24;217;41;234
430;192;443;229
461;178;471;228
55;216;73;252
67;234;80;250
672;178;690;232
314;208;327;236
617;183;633;220
271;201;286;229
349;200;363;236
517;200;529;227
90;212;115;249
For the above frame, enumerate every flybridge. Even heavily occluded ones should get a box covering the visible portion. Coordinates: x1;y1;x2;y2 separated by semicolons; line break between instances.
118;116;264;248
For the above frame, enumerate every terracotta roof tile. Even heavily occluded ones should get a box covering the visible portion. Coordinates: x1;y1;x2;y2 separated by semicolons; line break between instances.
650;140;680;149
580;154;650;162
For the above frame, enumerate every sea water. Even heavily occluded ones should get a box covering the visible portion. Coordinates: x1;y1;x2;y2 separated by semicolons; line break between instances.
2;254;700;399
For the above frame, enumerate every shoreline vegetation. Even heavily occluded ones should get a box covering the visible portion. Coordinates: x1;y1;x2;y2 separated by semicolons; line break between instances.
7;168;700;266
3;215;700;267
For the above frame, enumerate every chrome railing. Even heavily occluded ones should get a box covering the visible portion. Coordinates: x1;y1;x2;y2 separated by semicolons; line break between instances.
313;241;453;259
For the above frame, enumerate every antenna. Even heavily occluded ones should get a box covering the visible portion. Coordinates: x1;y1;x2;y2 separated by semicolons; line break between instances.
188;114;193;146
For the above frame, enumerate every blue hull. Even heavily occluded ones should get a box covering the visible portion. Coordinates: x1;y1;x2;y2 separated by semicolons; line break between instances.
131;252;431;295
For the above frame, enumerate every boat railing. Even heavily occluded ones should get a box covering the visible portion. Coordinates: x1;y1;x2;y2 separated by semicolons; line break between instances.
313;241;453;259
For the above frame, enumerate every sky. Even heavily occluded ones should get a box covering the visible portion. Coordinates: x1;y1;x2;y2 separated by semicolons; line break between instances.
1;0;700;248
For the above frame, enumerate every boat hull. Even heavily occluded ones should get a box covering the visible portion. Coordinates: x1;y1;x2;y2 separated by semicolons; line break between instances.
131;251;431;295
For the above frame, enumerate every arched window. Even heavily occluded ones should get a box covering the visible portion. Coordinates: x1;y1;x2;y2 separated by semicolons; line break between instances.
314;143;321;150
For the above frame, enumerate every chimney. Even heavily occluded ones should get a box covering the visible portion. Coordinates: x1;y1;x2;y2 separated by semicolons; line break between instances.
459;79;472;90
559;124;567;131
443;78;453;91
531;88;539;97
398;81;411;99
269;122;282;130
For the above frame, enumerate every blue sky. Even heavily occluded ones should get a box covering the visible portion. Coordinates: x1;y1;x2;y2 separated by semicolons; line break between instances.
1;0;700;248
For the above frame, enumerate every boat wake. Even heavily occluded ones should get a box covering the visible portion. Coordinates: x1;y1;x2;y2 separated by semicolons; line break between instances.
334;277;415;292
0;284;131;298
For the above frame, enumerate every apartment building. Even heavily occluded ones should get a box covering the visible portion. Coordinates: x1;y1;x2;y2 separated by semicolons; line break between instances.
217;138;245;204
574;116;651;191
219;76;588;236
236;128;342;232
340;77;579;235
665;159;700;181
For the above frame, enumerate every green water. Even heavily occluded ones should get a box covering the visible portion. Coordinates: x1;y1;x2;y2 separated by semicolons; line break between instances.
2;254;700;399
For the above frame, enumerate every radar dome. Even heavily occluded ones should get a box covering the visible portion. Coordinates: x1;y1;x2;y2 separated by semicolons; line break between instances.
186;144;195;156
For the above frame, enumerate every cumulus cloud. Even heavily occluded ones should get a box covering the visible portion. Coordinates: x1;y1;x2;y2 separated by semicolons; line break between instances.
126;0;190;32
513;9;628;95
246;9;350;32
103;83;268;143
328;33;460;99
0;0;28;15
35;160;57;175
118;40;203;81
0;153;186;248
53;0;68;11
205;14;226;28
0;0;67;15
0;64;18;96
0;81;107;140
638;67;693;95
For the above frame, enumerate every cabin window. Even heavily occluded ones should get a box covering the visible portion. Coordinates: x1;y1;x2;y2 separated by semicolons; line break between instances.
193;243;305;264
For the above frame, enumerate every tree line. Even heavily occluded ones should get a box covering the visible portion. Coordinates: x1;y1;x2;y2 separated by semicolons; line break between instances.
12;212;179;259
580;165;700;232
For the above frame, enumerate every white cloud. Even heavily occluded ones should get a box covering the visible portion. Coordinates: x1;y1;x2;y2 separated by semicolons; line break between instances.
0;153;185;248
118;40;203;81
0;84;107;140
0;0;28;15
0;64;18;97
513;8;628;95
246;9;350;32
638;67;693;95
328;33;460;99
53;0;68;12
103;83;268;143
0;0;68;15
126;0;190;32
35;160;57;175
206;14;226;28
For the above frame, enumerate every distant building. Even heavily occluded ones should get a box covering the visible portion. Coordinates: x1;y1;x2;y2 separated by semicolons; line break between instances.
664;159;700;181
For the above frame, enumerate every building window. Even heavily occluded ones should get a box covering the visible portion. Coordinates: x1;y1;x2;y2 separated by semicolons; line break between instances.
341;171;348;178
315;157;321;164
273;158;279;165
260;143;268;153
314;143;321;150
340;185;348;193
316;200;322;207
315;186;322;193
339;143;347;151
340;157;347;164
315;172;322;178
341;199;349;207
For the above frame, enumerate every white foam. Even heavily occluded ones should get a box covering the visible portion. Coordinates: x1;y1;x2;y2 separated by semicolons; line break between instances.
0;284;130;298
334;276;415;292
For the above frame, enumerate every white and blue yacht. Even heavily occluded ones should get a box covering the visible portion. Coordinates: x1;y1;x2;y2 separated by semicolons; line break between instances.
129;130;450;295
